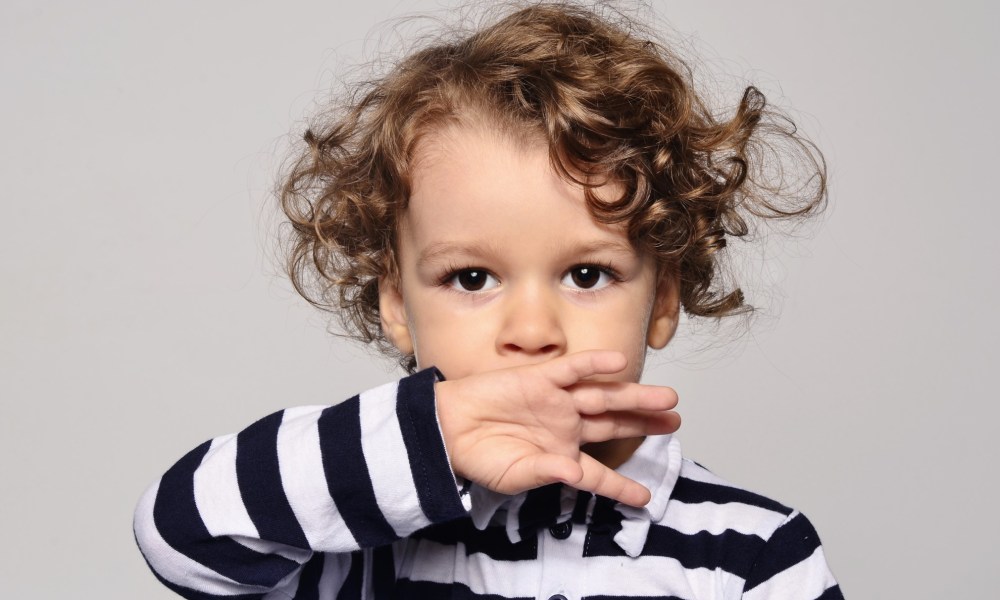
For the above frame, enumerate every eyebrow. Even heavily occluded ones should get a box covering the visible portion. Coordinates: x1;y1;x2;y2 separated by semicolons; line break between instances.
417;241;504;265
417;239;637;266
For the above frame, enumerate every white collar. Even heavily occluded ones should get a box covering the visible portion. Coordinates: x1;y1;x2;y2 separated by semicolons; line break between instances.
464;434;683;557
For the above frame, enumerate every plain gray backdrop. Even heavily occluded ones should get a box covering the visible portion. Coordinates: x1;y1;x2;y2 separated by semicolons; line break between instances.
2;0;997;597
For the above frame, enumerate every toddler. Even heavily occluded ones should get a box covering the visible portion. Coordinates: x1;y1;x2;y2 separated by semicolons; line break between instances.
134;3;842;599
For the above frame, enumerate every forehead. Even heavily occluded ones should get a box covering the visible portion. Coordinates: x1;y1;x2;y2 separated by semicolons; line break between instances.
404;123;627;248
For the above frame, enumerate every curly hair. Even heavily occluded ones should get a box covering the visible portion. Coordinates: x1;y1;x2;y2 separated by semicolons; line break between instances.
278;2;826;370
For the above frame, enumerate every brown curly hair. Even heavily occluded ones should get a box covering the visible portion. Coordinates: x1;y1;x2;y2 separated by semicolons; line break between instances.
278;2;826;370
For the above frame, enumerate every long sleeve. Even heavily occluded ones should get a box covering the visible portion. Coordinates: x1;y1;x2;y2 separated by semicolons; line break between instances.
133;368;469;600
740;511;844;600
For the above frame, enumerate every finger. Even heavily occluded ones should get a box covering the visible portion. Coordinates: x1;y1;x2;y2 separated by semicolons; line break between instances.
571;382;678;415
579;410;681;442
497;453;584;495
542;350;628;388
567;452;651;508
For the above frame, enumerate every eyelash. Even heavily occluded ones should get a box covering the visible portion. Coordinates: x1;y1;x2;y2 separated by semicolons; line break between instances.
438;262;624;294
438;266;500;294
566;262;624;294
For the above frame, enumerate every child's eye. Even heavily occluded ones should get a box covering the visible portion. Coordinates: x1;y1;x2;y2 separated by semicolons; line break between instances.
446;268;499;292
562;265;616;291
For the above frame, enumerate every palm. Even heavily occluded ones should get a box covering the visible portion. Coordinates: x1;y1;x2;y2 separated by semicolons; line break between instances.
434;351;680;507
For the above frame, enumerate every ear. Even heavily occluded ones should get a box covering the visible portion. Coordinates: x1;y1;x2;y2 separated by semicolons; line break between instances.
378;278;414;356
647;271;681;350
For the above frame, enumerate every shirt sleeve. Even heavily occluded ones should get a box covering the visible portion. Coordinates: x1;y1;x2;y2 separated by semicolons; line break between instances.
740;511;844;600
133;368;469;600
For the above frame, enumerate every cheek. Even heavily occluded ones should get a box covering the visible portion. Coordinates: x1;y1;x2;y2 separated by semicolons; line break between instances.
626;331;649;381
571;306;650;382
409;308;492;377
610;298;655;381
619;324;651;382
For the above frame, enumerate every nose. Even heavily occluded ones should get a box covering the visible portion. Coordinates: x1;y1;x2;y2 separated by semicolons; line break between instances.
496;283;567;358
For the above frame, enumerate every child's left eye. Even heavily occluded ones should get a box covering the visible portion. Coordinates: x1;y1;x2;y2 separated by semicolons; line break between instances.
562;265;615;291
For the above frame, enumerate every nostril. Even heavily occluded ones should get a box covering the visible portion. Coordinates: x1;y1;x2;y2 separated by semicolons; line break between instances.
500;342;562;355
496;306;567;355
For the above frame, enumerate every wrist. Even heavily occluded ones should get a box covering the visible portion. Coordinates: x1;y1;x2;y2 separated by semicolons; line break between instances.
433;380;463;478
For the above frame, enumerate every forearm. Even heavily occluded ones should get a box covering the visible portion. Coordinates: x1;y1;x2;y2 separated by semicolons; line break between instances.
134;368;468;598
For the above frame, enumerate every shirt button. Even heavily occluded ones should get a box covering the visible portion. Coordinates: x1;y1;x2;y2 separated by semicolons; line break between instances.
548;595;568;600
549;521;572;540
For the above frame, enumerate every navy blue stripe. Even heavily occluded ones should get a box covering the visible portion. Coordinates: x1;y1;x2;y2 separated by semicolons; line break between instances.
517;483;562;534
412;518;538;561
291;553;324;600
646;526;763;575
318;396;398;546
589;495;624;534
335;551;364;600
151;440;212;547
396;368;467;523
153;439;299;587
585;520;766;576
814;584;845;600
672;477;792;515
372;545;396;599
584;596;688;600
136;536;265;600
743;513;823;592
148;565;264;600
572;491;593;524
394;579;530;600
236;411;310;548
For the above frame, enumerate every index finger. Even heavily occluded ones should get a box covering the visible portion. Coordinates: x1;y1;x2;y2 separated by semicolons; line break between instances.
563;452;651;508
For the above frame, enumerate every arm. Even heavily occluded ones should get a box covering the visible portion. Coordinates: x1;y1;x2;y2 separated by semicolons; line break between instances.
740;512;844;600
133;368;468;600
135;351;681;599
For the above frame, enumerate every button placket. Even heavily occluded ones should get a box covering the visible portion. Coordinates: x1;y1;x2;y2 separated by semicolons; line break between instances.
537;515;584;600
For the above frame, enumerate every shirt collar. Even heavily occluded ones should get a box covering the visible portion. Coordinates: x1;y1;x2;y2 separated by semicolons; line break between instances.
466;434;683;557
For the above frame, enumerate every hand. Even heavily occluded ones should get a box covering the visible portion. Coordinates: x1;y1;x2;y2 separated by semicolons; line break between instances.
434;350;680;507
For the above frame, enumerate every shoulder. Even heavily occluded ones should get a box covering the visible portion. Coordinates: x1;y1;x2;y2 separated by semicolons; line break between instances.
655;459;842;599
668;458;795;538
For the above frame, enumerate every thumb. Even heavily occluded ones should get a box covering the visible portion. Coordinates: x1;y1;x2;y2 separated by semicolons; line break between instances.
499;454;584;494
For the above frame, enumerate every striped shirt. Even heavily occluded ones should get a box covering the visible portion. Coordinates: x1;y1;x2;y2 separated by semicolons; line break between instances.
134;368;844;600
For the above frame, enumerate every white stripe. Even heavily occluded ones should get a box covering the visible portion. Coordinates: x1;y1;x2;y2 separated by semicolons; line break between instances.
359;381;432;537
663;499;788;538
193;432;312;563
277;406;358;551
396;539;544;597
742;545;838;600
230;534;312;564
396;538;741;598
193;434;259;539
574;554;738;599
133;479;272;596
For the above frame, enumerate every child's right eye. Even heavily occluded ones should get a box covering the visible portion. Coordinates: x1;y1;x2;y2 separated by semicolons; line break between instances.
446;268;499;292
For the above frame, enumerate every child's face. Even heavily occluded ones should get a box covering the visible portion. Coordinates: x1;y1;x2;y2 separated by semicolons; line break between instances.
379;123;679;382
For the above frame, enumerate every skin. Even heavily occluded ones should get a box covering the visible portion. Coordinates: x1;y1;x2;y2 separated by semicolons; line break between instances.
379;121;681;507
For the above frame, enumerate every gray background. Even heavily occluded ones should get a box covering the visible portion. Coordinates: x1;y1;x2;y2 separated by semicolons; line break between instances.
2;0;996;597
